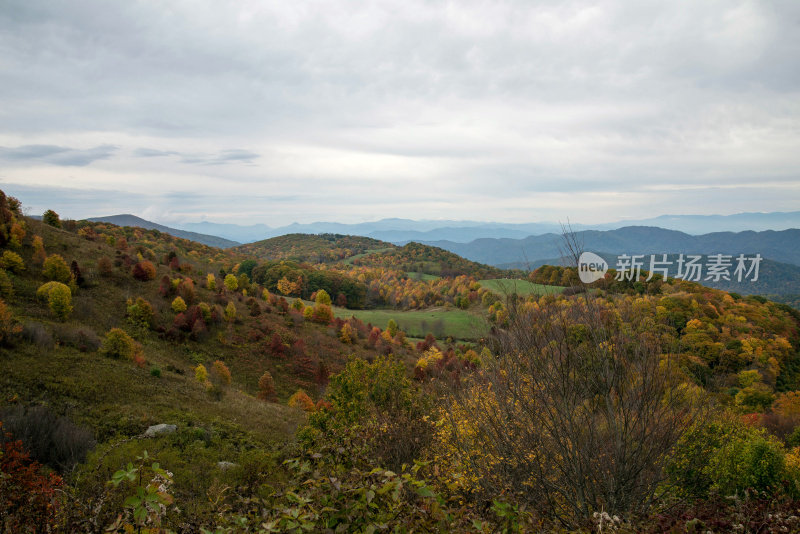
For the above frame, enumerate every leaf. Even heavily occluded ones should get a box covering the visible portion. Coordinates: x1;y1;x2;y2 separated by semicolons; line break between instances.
133;506;147;524
416;486;436;499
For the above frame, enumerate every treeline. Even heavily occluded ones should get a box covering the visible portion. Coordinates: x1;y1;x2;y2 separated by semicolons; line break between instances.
251;260;368;308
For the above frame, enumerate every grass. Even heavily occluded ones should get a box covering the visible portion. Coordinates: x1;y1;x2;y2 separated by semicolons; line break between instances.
333;306;487;341
479;278;564;297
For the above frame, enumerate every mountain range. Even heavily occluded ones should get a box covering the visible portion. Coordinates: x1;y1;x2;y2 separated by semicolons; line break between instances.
82;213;800;298
176;211;800;244
420;227;800;268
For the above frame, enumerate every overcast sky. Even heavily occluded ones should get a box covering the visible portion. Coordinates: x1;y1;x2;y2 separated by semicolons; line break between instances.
1;0;798;226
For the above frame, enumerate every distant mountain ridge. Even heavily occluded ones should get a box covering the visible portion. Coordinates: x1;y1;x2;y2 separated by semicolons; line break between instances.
420;227;800;268
174;211;800;244
87;214;240;249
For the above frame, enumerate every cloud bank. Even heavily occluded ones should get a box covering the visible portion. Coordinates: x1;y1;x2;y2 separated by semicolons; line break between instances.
0;0;798;224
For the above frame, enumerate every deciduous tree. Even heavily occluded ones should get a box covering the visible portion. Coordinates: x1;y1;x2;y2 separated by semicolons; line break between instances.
42;209;61;228
258;371;277;401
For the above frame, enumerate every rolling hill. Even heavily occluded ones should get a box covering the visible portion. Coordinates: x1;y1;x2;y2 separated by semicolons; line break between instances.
87;214;240;249
5;190;800;530
232;233;392;263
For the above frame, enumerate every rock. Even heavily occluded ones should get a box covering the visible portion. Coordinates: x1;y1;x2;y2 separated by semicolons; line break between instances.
144;423;177;438
217;461;238;470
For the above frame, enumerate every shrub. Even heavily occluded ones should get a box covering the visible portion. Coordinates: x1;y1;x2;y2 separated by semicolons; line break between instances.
315;289;332;305
237;273;250;294
0;268;13;298
311;303;333;324
304;357;433;472
0;298;20;345
0;250;25;274
288;389;316;412
668;418;791;499
0;405;95;472
0;422;63;532
386;319;399;338
224;273;238;291
97;256;114;276
48;283;73;320
438;292;701;525
269;333;285;356
126;297;154;328
224;301;236;322
150;366;161;378
177;279;196;304
258;371;277;401
20;322;54;350
42;209;61;228
212;360;231;386
171;296;187;314
9;222;25;249
52;325;100;352
339;323;355;343
736;384;775;411
132;260;157;281
70;260;85;287
32;235;46;266
194;364;208;383
36;281;72;320
100;328;137;359
42;254;72;283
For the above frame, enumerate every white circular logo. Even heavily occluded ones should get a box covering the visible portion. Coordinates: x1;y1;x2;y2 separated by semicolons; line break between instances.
578;252;608;284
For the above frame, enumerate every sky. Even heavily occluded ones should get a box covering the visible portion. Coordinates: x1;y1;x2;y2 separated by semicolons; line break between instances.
0;0;799;226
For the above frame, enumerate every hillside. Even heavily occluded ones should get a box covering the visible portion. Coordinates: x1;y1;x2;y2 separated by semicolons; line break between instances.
0;194;434;529
232;233;392;263
4;194;800;531
88;214;240;249
352;241;509;279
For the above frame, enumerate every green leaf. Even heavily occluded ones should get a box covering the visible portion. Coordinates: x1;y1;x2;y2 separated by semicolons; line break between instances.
416;486;436;499
133;506;147;524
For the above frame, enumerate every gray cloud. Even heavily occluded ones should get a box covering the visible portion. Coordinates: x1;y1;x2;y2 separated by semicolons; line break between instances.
134;147;258;165
180;149;260;166
0;1;798;224
0;144;118;166
133;148;180;158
